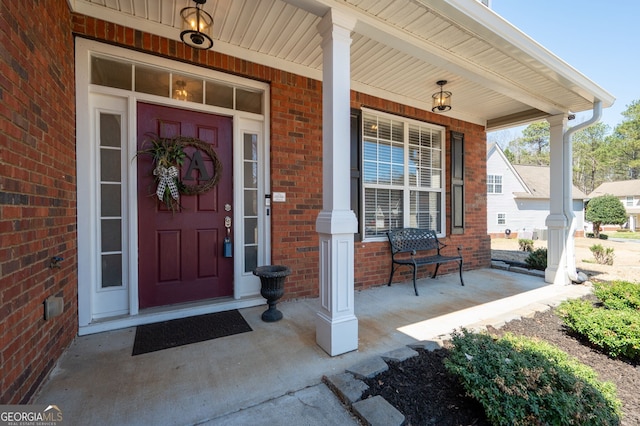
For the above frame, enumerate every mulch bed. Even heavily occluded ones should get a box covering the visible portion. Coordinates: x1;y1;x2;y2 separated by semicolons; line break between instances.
362;296;640;425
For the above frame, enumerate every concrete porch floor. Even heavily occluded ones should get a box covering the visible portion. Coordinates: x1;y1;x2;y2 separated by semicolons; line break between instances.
34;268;591;425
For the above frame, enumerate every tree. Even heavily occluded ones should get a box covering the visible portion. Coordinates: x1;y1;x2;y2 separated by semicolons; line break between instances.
585;195;627;238
503;147;516;163
487;129;518;150
522;121;550;158
607;100;640;179
487;129;517;162
504;121;550;165
572;122;610;194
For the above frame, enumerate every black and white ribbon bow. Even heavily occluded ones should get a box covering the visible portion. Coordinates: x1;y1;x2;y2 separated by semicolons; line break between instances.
154;166;180;201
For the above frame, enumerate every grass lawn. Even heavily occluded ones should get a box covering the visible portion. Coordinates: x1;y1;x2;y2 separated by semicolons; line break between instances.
602;231;640;239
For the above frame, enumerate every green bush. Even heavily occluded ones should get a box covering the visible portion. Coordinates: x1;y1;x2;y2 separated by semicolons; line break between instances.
525;247;547;270
518;238;534;252
590;244;614;265
585;195;627;239
594;280;640;311
558;298;640;360
444;330;621;425
586;233;609;240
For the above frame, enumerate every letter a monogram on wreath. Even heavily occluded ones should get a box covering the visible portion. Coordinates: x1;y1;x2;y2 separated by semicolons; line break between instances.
137;134;222;211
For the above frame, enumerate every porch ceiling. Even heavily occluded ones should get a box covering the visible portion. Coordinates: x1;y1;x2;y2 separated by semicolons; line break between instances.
70;0;614;130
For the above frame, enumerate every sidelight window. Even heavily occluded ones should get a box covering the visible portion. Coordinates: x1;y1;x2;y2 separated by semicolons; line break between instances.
99;113;124;288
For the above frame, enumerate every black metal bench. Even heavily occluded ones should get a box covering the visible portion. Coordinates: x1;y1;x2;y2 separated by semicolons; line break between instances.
387;228;464;296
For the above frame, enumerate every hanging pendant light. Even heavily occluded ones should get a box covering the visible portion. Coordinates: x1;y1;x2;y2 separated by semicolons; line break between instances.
431;80;452;112
180;0;214;50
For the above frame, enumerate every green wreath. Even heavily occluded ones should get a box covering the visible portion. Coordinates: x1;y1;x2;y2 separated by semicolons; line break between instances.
137;134;223;211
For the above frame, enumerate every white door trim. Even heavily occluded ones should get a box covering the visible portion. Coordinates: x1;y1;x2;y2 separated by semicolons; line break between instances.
76;39;270;333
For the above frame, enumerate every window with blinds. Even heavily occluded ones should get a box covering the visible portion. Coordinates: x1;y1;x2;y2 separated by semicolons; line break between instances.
362;111;445;239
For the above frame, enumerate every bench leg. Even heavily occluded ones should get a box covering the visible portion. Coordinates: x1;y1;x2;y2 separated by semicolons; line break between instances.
433;262;464;286
432;263;441;279
388;263;396;287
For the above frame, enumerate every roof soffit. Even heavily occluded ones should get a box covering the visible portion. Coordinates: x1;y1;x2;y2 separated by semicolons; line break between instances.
70;0;614;129
419;0;614;106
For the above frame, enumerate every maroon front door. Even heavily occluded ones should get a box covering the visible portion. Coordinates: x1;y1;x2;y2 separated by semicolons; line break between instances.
137;103;233;309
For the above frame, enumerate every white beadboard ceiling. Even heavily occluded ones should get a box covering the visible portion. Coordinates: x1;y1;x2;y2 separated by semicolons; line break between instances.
69;0;614;130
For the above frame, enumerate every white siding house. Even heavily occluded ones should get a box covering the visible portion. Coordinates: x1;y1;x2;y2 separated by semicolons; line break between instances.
588;180;640;231
487;144;586;238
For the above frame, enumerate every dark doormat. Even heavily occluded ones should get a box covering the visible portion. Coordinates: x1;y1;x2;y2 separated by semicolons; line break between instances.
132;310;252;356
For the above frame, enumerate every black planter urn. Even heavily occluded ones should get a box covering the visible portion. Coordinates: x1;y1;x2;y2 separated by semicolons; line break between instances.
253;265;291;322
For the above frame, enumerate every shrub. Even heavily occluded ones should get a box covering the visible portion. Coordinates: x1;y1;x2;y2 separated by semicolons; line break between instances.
590;244;614;265
558;298;640;360
525;248;547;270
586;232;609;239
518;238;533;252
444;330;621;426
594;280;640;311
585;195;627;239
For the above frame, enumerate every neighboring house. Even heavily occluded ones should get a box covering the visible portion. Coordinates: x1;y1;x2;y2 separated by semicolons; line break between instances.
487;144;586;238
588;180;640;232
1;0;614;404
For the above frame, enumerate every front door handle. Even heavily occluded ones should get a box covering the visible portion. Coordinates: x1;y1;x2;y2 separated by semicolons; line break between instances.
223;216;232;257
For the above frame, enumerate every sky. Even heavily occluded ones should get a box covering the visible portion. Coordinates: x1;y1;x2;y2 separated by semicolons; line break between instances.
490;0;640;132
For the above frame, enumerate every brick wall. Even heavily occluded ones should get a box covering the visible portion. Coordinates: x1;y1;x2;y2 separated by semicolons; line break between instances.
269;74;324;298
0;1;77;404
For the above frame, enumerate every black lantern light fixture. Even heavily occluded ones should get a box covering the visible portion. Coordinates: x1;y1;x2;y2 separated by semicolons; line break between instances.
180;0;214;50
431;80;452;112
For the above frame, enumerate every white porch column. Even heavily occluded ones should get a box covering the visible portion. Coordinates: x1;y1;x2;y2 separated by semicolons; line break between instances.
315;10;358;356
545;114;570;285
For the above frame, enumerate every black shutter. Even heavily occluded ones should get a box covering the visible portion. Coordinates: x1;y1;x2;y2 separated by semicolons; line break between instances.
451;131;465;234
350;109;362;241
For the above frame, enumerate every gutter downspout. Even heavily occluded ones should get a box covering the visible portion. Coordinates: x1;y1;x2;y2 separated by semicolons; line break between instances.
564;100;602;283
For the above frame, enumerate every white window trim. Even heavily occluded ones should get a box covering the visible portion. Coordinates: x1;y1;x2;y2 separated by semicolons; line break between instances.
361;108;446;240
488;174;503;194
497;212;506;225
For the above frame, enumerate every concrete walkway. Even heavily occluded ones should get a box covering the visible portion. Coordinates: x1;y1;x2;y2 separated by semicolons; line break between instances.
34;268;591;425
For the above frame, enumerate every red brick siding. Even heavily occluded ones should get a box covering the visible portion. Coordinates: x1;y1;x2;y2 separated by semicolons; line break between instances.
0;1;77;404
269;74;324;298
